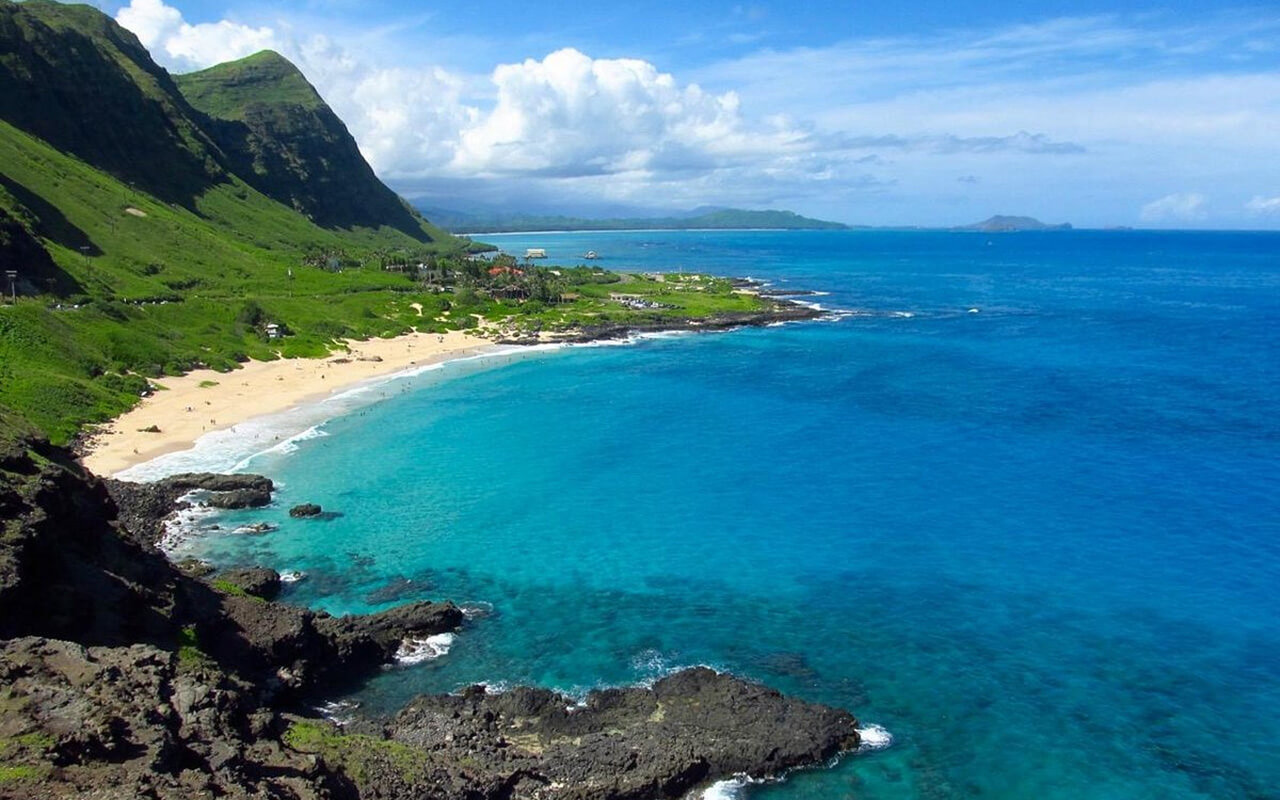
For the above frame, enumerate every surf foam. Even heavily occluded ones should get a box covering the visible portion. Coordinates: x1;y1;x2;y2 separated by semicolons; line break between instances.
857;723;894;752
394;633;456;665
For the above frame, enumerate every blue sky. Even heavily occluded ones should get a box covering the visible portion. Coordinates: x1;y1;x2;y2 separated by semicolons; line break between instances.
101;0;1280;227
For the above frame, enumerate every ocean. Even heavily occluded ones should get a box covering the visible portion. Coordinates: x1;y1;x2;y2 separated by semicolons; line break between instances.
137;229;1280;799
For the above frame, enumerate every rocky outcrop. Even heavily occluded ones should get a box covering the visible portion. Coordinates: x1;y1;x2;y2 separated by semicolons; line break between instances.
290;502;323;517
496;300;823;345
106;472;275;547
359;667;862;799
0;636;356;800
215;566;282;599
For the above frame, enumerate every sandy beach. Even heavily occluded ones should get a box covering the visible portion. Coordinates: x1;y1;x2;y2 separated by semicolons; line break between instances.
80;330;495;478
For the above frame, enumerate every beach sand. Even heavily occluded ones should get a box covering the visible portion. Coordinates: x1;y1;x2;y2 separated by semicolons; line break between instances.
80;330;495;478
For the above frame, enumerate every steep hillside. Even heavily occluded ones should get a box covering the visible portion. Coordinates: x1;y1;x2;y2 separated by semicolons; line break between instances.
0;0;475;441
0;0;225;205
176;51;445;240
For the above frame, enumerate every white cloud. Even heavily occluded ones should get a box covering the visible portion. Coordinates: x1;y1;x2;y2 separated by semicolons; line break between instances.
449;48;805;179
116;0;276;72
1245;195;1280;215
1140;193;1208;223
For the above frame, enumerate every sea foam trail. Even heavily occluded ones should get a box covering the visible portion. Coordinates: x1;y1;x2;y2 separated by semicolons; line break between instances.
692;724;893;799
394;633;456;665
112;344;555;482
699;776;763;800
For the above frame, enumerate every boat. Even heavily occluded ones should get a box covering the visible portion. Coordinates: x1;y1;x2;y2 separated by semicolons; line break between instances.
583;250;599;260
524;248;547;259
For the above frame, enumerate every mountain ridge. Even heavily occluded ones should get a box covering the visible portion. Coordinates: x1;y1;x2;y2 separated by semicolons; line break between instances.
175;50;432;235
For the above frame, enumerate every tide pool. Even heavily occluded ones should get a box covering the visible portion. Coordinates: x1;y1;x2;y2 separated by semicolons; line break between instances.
172;230;1280;799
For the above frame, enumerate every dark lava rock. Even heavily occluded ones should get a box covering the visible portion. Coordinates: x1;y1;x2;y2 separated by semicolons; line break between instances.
176;557;216;578
214;567;282;600
204;486;272;509
289;503;323;518
363;666;862;799
0;637;355;800
106;472;275;547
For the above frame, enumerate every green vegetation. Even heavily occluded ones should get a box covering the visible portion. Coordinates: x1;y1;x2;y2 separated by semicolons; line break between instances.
421;206;850;233
210;579;250;597
285;720;430;782
176;624;211;667
0;0;779;446
175;50;325;120
0;732;54;784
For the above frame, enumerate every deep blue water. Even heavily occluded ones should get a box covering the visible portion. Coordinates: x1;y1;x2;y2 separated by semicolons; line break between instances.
178;230;1280;799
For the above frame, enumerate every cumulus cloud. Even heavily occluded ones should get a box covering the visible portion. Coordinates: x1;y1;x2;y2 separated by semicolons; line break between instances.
449;48;806;179
1140;193;1207;222
1245;195;1280;215
116;0;276;72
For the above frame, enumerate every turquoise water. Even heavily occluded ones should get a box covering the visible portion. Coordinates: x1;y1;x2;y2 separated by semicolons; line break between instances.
177;230;1279;799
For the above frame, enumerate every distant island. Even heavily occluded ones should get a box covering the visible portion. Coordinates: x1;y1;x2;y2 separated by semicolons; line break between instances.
953;215;1073;232
420;206;850;233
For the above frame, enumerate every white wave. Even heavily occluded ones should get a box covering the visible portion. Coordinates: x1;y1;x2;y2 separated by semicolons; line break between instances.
891;311;915;318
699;776;763;800
394;633;456;665
233;425;328;466
857;723;894;752
316;699;360;725
279;570;307;583
460;601;495;619
821;310;857;323
157;495;220;555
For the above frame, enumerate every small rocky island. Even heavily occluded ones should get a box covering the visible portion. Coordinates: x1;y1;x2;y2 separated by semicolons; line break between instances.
1;432;864;798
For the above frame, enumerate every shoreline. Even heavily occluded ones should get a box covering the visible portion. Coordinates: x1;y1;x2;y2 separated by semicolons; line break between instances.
79;297;823;479
79;329;496;478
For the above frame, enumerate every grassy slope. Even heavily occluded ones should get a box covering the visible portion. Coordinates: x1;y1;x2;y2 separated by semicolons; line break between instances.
0;116;462;442
174;50;324;120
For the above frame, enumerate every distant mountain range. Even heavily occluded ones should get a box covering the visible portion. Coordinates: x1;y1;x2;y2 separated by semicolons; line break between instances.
419;207;1075;234
418;206;851;233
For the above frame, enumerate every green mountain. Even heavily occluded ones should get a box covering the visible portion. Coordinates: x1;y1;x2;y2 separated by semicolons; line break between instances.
0;0;472;440
423;206;850;233
175;51;431;236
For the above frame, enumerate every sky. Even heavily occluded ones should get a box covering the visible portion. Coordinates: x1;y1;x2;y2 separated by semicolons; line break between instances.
94;0;1280;228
